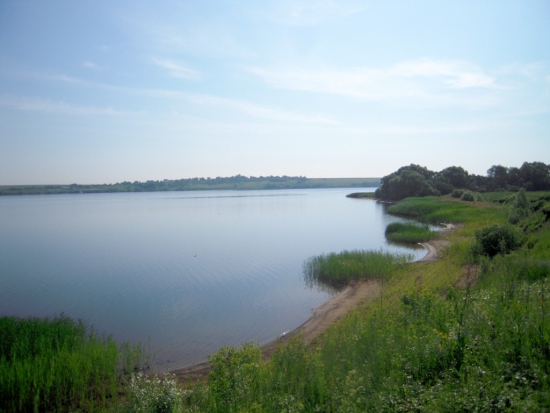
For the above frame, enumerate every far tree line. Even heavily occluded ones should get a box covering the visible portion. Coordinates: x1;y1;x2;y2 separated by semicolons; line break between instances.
375;161;550;201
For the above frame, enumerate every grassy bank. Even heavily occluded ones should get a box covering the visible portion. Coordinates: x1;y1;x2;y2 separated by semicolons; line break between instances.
173;191;550;412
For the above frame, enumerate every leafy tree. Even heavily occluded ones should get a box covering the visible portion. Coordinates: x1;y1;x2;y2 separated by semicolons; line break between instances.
487;165;508;189
507;167;523;187
520;161;550;190
376;167;438;200
439;166;470;189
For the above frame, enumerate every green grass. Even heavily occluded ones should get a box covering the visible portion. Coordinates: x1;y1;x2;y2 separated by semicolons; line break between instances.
302;249;413;289
0;315;146;412
385;222;439;243
387;196;505;225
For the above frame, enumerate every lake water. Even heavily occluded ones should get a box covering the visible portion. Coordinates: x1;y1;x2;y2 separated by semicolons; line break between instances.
0;188;426;370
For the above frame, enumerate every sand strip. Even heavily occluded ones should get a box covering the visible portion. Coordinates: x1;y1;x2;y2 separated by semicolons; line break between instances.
173;280;381;382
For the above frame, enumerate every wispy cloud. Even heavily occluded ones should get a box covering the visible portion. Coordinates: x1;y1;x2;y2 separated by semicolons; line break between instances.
181;93;338;124
268;0;364;26
0;94;130;116
1;69;337;124
82;61;105;71
151;58;201;80
246;58;497;105
390;59;495;89
124;87;338;124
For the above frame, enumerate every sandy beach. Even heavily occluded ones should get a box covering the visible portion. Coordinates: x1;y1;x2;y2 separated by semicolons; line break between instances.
173;222;456;382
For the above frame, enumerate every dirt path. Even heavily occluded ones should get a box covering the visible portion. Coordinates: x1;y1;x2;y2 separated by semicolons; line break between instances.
417;223;459;262
173;223;459;382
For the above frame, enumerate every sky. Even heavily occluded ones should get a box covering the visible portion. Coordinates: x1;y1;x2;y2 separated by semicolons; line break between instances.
0;0;549;184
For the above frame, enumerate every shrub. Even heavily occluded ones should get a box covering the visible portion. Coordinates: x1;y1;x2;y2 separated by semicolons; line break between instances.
451;189;464;198
474;225;520;257
125;373;185;413
460;191;475;202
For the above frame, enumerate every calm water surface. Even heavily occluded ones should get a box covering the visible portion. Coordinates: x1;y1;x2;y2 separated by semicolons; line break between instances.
0;188;426;370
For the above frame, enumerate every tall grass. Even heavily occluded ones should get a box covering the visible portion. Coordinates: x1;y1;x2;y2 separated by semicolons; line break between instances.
385;222;438;243
0;314;146;412
303;249;413;289
387;196;505;227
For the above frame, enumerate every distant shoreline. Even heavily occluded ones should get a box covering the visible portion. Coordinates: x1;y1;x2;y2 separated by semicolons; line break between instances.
0;177;380;196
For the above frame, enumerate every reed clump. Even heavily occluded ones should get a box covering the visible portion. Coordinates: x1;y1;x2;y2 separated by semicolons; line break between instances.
0;314;146;412
303;249;413;289
385;222;438;243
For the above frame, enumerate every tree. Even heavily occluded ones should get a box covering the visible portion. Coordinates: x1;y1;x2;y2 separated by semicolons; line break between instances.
487;165;508;190
439;166;470;189
375;168;437;201
520;162;550;191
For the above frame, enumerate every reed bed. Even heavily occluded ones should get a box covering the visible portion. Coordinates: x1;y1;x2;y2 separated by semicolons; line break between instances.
303;249;413;289
385;222;438;243
0;314;145;412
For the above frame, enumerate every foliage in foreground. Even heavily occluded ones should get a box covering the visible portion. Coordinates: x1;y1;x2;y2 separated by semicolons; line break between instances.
302;249;413;289
385;222;438;243
124;373;186;413
0;315;146;413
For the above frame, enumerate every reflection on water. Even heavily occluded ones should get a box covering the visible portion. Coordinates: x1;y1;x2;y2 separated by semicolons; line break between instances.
0;188;426;370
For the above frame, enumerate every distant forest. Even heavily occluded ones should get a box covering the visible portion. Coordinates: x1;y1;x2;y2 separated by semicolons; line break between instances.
376;161;550;201
0;176;380;196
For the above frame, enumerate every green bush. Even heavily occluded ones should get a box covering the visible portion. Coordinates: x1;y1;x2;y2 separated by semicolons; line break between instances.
460;191;475;202
124;373;185;413
451;189;464;198
474;225;520;257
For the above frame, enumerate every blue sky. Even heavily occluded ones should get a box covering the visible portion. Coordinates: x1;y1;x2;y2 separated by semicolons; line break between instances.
1;0;549;184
